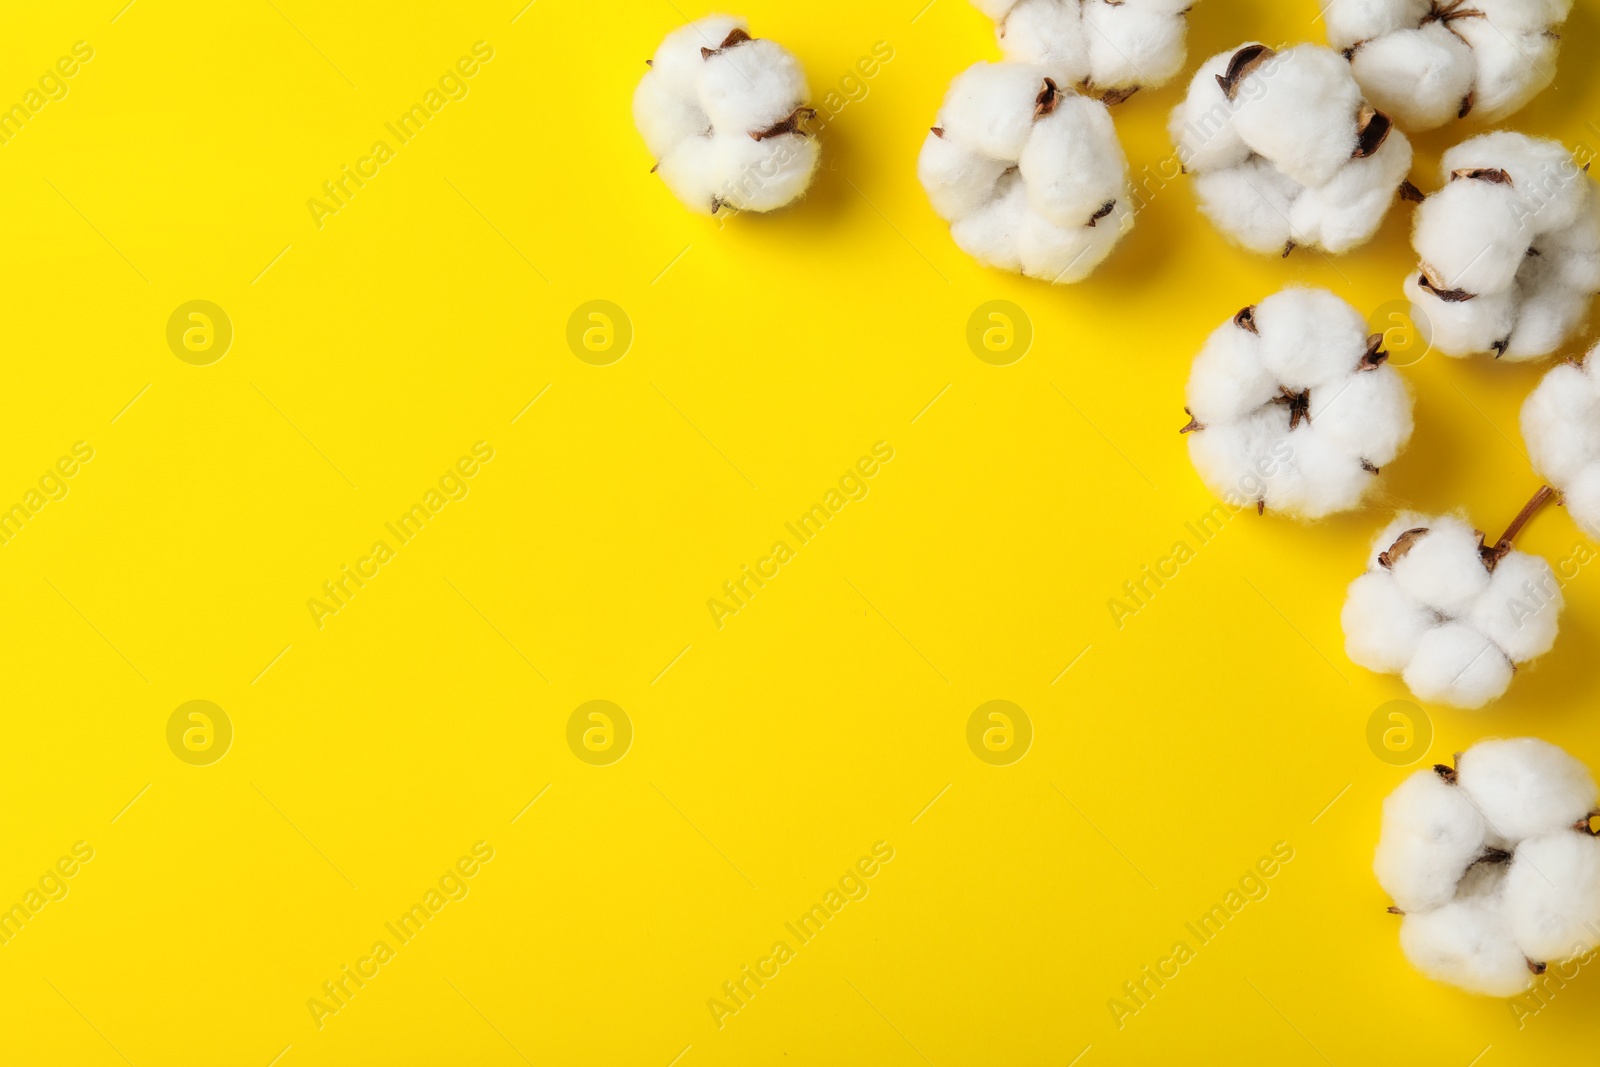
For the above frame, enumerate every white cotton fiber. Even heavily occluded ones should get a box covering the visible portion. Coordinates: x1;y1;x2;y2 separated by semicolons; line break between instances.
1322;0;1570;131
1171;43;1413;255
978;0;1200;97
1407;132;1600;361
1523;348;1600;539
634;16;818;214
1182;287;1413;519
1342;507;1563;709
1378;737;1600;995
920;63;1133;282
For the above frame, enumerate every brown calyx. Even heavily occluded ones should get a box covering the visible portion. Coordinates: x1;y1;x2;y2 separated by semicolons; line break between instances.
752;107;817;141
1271;386;1312;431
1216;44;1276;101
1353;105;1394;159
1234;305;1259;334
1574;811;1600;835
1400;180;1426;203
1379;528;1430;568
1088;200;1117;227
1479;485;1555;571
1359;333;1388;371
1099;85;1140;106
1451;167;1514;186
1179;407;1203;434
1035;77;1063;119
1417;267;1476;303
1432;761;1459;784
700;27;753;59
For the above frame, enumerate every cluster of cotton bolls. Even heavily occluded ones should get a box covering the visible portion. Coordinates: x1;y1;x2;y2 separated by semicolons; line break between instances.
972;0;1200;102
1406;131;1600;361
1376;739;1600;996
917;65;1134;282
1322;0;1571;132
1170;43;1414;256
1180;287;1413;519
1523;349;1600;539
633;16;819;215
1341;496;1563;708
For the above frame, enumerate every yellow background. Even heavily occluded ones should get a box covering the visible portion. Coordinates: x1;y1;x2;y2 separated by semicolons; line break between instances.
4;0;1600;1063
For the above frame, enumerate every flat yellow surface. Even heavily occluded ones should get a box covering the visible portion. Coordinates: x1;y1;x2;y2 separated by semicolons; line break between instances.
4;0;1600;1063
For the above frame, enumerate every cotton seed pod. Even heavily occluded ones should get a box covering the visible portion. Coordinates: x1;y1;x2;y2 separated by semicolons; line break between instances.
1406;132;1600;361
1342;491;1563;708
1180;287;1414;519
1522;348;1600;538
975;0;1201;101
1170;43;1414;256
1321;0;1571;132
633;16;819;215
1377;739;1600;996
918;62;1133;283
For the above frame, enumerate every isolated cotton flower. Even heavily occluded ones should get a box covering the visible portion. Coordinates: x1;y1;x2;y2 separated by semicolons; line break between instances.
633;15;818;215
1407;132;1600;360
1522;347;1600;539
1180;287;1414;519
919;63;1133;282
1170;43;1414;255
1322;0;1571;132
1377;739;1600;996
1342;490;1562;708
973;0;1201;101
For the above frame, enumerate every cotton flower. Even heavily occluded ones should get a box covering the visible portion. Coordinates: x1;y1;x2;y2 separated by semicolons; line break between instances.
1522;347;1600;539
1377;738;1600;996
973;0;1201;101
1180;287;1414;518
633;15;818;215
1406;132;1600;360
918;63;1133;282
1170;43;1414;255
1321;0;1571;132
1342;490;1563;708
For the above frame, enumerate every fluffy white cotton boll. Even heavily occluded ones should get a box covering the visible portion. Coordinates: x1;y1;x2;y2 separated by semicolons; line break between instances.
1385;515;1490;616
1467;551;1563;664
1182;288;1413;519
921;65;1133;282
1503;833;1600;962
635;17;818;214
1192;158;1299;255
980;0;1199;94
1407;132;1600;360
1321;0;1431;50
1404;622;1515;709
1080;0;1188;91
1169;51;1251;174
1375;768;1489;913
1332;0;1571;131
1457;737;1598;844
1343;571;1436;673
1289;130;1414;254
1379;737;1600;993
1522;353;1600;539
1344;511;1565;707
1399;896;1534;996
1348;25;1475;133
1176;43;1410;255
1231;46;1362;190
